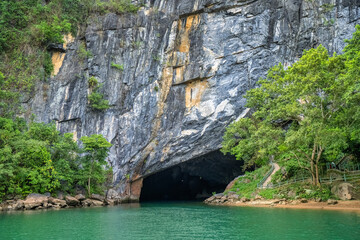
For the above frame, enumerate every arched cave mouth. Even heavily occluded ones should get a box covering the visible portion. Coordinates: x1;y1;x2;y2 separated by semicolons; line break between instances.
140;150;243;202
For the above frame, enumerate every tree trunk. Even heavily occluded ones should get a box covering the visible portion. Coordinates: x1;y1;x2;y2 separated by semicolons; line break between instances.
314;146;323;186
88;177;91;196
315;163;320;186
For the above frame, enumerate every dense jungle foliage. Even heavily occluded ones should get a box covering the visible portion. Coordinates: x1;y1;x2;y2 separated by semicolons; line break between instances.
0;117;112;200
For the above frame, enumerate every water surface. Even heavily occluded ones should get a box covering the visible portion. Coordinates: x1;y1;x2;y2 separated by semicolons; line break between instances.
0;202;359;240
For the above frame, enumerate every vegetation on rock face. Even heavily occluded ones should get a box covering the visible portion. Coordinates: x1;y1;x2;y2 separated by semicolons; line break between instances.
111;62;124;71
87;77;110;110
222;26;360;186
0;0;140;118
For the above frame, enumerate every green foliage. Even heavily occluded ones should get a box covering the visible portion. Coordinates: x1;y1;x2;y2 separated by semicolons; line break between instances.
0;117;112;200
89;0;140;14
226;166;270;198
80;134;112;195
223;26;360;185
273;183;334;201
77;43;93;61
88;76;99;88
111;62;124;71
0;71;21;117
222;118;282;170
152;54;161;61
258;188;279;199
43;52;54;78
88;91;110;110
33;16;71;45
132;40;143;49
154;86;159;92
0;118;73;198
87;77;110;110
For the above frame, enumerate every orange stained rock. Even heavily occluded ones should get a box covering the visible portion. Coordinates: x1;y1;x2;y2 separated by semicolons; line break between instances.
51;52;66;76
130;178;143;198
178;14;200;53
185;79;208;109
174;66;185;84
51;34;75;76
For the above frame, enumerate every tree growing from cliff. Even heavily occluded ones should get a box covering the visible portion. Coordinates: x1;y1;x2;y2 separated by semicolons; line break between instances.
222;28;360;185
80;134;112;196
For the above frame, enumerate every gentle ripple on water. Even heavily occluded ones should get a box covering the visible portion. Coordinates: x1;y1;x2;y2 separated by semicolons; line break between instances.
0;202;359;240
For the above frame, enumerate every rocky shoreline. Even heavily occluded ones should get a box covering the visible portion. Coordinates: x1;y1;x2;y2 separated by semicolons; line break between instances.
204;192;360;211
0;192;138;212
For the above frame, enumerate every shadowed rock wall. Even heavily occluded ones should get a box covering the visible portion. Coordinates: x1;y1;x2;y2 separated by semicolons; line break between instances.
27;0;360;198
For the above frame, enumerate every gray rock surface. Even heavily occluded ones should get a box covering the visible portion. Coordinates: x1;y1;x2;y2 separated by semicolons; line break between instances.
27;0;360;198
75;194;86;201
331;182;357;200
24;194;48;210
65;196;80;206
91;194;105;202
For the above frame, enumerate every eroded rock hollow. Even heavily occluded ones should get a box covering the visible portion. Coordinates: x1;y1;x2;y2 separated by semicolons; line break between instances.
140;150;243;201
27;0;360;199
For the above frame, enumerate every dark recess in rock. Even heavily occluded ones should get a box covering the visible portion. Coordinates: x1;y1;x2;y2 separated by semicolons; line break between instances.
140;150;243;201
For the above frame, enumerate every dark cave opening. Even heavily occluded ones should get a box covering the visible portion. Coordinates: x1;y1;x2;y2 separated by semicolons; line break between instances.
140;150;243;202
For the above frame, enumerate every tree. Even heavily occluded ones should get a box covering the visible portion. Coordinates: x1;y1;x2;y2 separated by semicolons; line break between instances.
223;30;360;185
80;134;112;196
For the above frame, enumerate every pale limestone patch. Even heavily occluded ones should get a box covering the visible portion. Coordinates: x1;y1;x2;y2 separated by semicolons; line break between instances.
181;129;199;136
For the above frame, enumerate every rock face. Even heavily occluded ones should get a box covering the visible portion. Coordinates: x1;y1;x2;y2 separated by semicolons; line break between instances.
65;196;80;206
27;0;360;198
331;182;359;200
24;194;49;210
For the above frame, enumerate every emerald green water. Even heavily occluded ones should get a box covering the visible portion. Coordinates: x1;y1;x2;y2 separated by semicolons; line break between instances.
0;202;359;240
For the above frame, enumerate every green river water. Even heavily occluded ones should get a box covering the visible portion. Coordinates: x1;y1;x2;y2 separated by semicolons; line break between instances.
0;202;359;240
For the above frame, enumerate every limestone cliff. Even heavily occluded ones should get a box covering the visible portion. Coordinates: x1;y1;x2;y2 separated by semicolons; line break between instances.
27;0;360;198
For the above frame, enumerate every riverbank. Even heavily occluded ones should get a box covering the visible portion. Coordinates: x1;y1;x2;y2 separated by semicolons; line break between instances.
205;195;360;212
0;193;138;212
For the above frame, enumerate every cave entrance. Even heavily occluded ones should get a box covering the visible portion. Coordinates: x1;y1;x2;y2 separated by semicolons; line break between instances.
140;150;243;202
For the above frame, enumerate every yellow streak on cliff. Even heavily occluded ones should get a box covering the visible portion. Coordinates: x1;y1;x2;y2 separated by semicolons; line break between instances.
152;67;173;136
72;131;78;141
178;15;200;53
174;66;185;84
51;34;75;76
185;80;208;109
51;52;66;76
